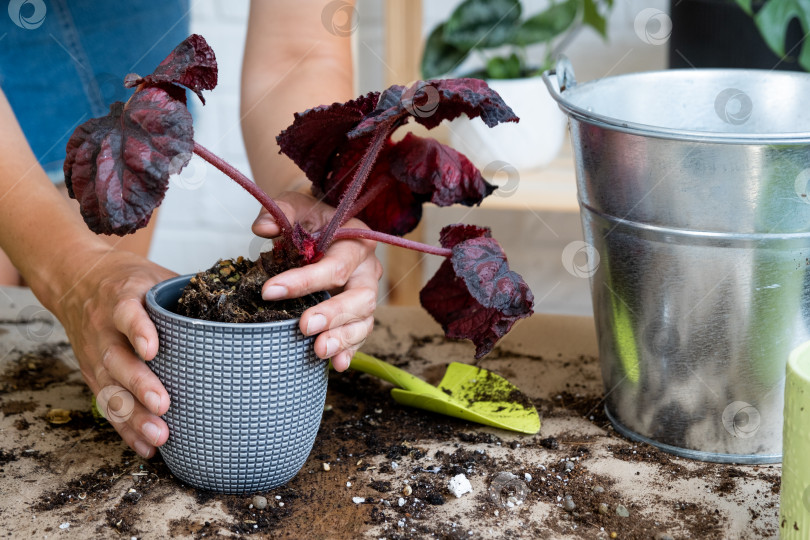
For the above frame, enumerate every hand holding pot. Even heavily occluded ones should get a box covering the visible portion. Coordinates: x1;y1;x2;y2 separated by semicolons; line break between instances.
252;191;382;372
53;249;177;458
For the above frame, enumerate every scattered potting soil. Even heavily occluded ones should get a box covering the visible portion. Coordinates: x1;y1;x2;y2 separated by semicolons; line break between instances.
441;366;535;413
1;321;781;539
1;399;37;416
176;255;324;323
0;343;73;392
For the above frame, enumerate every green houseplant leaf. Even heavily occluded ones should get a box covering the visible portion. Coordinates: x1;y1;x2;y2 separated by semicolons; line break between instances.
513;0;579;45
421;23;471;79
420;0;613;80
754;0;810;70
735;0;810;71
582;0;612;38
443;0;522;49
486;53;523;79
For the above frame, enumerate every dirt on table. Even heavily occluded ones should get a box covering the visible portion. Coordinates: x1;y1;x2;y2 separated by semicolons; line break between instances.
0;307;782;539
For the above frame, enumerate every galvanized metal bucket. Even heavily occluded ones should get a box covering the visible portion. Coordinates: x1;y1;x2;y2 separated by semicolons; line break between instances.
544;60;810;463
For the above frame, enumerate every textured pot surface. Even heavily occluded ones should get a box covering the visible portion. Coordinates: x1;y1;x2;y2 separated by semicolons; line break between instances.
146;275;327;493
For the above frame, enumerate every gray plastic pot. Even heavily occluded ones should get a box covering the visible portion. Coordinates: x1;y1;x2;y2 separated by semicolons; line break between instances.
145;275;328;493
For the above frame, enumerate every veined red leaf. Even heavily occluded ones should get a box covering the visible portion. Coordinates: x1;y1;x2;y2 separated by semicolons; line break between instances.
276;93;379;185
64;87;194;235
124;34;218;104
350;78;518;137
420;224;534;358
389;133;495;207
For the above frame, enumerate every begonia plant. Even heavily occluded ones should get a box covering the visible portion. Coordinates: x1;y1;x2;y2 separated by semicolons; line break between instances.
63;35;534;358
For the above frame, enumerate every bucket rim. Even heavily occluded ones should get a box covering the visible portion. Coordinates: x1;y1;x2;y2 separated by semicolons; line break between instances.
543;68;810;145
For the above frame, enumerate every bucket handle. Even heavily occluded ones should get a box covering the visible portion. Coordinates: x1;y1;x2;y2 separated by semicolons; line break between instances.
542;56;577;103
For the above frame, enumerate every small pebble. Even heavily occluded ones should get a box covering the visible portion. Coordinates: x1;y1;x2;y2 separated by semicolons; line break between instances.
391;461;399;470
562;495;576;512
59;523;70;530
598;502;609;515
402;485;413;496
564;461;575;472
275;495;281;500
252;495;268;510
322;463;331;471
524;473;532;482
654;534;675;540
616;504;630;517
398;497;406;507
352;497;365;504
346;482;352;487
610;533;618;539
592;485;605;494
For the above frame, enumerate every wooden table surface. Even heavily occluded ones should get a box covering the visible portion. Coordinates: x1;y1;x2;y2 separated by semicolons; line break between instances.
0;286;781;539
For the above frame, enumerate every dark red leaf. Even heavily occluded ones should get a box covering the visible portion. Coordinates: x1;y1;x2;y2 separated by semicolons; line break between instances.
64;87;194;235
350;79;518;138
310;133;372;206
420;224;534;358
345;85;407;138
439;223;492;247
389;133;495;207
312;138;423;236
124;34;218;104
355;171;423;236
276;93;379;185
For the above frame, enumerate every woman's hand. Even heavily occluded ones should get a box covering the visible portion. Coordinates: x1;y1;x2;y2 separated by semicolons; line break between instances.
53;249;177;458
252;191;382;371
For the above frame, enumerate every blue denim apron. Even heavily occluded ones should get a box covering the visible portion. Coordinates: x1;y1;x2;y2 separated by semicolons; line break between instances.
0;0;190;179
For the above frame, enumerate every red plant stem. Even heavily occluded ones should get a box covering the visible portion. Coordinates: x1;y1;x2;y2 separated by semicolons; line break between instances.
344;174;395;222
192;141;292;235
316;126;391;254
333;228;453;258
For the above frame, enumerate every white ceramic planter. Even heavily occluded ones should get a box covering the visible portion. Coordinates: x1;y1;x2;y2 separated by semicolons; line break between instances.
447;76;567;171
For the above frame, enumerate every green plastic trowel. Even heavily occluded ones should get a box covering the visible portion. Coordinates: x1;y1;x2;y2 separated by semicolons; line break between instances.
349;351;540;434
